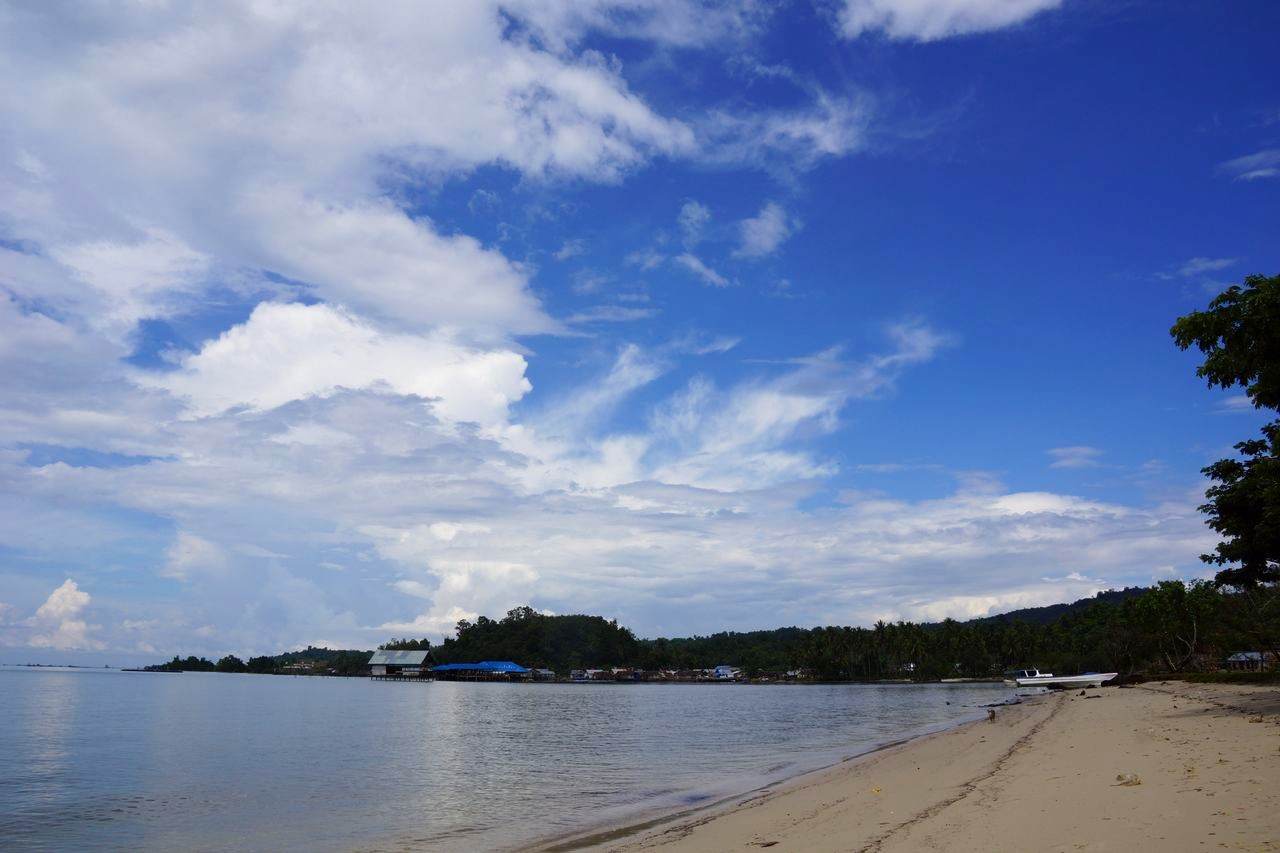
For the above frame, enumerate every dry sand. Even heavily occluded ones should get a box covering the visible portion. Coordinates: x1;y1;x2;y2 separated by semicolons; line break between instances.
558;682;1280;853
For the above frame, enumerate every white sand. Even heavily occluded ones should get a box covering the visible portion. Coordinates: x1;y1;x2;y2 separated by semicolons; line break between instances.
559;682;1280;852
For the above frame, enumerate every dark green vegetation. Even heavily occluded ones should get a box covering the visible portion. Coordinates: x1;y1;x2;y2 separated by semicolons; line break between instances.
145;582;1278;679
146;647;373;675
1172;272;1280;588
374;584;1278;679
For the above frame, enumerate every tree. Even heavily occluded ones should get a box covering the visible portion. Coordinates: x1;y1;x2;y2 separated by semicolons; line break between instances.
246;655;277;674
1171;273;1280;409
1172;273;1280;587
215;654;247;673
1198;423;1280;587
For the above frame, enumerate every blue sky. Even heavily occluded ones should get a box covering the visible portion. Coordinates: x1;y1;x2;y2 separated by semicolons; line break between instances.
0;0;1276;663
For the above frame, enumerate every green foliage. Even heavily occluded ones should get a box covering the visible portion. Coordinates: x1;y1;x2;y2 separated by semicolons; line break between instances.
1172;273;1280;588
246;655;277;674
145;655;216;672
1198;422;1280;587
1171;273;1280;409
215;654;247;673
434;606;640;671
410;586;1276;678
379;637;433;651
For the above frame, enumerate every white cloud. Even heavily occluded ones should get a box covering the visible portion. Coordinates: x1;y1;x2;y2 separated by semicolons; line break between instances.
734;201;796;258
566;305;660;324
163;532;227;581
625;249;666;271
1174;256;1236;278
674;253;731;287
699;91;873;172
554;239;587;261
1216;394;1254;413
838;0;1063;41
1217;149;1280;182
26;579;103;650
678;200;712;247
1047;445;1103;469
240;190;556;337
0;2;1221;657
144;302;531;427
51;229;210;339
648;324;949;490
0;2;708;347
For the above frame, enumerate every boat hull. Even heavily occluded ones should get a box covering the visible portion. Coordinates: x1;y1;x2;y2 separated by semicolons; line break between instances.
1015;672;1117;688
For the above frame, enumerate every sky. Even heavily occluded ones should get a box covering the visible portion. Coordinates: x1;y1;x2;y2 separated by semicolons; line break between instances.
0;0;1277;663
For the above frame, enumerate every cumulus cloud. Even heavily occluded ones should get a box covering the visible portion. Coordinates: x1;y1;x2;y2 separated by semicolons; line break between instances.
26;579;103;650
838;0;1063;41
144;302;531;427
735;202;796;258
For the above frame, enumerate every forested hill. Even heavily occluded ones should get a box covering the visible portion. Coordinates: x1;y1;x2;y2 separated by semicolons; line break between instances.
151;582;1276;680
973;587;1148;626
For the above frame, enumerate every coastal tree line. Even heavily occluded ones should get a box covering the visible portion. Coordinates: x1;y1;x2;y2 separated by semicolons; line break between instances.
149;579;1277;680
373;582;1277;680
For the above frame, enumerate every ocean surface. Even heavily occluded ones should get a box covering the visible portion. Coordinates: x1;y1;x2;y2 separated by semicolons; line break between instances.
0;666;1018;851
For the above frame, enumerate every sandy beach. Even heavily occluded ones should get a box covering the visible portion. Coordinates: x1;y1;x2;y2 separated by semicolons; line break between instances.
557;683;1280;853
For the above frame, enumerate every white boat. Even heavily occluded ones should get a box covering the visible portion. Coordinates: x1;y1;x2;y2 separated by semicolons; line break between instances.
1008;668;1117;688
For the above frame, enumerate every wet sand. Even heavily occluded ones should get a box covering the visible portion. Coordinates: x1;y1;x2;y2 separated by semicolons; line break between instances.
555;682;1280;852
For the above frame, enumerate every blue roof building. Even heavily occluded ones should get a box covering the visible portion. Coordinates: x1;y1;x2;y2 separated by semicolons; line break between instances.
431;660;531;681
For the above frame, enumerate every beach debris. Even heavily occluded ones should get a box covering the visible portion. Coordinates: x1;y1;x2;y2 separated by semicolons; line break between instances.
871;786;882;795
1114;773;1143;787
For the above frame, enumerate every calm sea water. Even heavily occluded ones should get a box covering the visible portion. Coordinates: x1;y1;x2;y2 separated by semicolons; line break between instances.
0;667;1017;851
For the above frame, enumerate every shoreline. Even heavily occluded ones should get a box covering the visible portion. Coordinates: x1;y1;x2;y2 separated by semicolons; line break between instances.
535;682;1280;852
525;697;1026;853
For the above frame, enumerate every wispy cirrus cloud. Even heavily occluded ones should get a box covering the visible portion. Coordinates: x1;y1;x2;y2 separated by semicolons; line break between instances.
674;253;732;287
1174;256;1237;278
566;305;661;324
1217;148;1280;182
837;0;1063;41
1047;445;1103;469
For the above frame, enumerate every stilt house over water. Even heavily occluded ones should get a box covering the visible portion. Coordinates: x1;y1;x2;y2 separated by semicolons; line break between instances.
368;650;430;677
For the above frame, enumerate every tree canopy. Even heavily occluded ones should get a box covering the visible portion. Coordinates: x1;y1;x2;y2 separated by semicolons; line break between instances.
1172;273;1280;587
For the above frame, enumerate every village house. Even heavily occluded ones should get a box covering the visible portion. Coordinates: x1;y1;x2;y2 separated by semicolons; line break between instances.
1225;651;1278;672
368;650;430;677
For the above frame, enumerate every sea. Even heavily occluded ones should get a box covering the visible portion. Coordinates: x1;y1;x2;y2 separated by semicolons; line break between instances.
0;666;1019;851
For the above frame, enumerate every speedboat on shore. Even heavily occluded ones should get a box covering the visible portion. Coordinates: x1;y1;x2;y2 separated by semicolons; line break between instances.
1007;668;1117;688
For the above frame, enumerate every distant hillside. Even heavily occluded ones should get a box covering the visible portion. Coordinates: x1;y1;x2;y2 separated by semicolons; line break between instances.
975;587;1149;626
